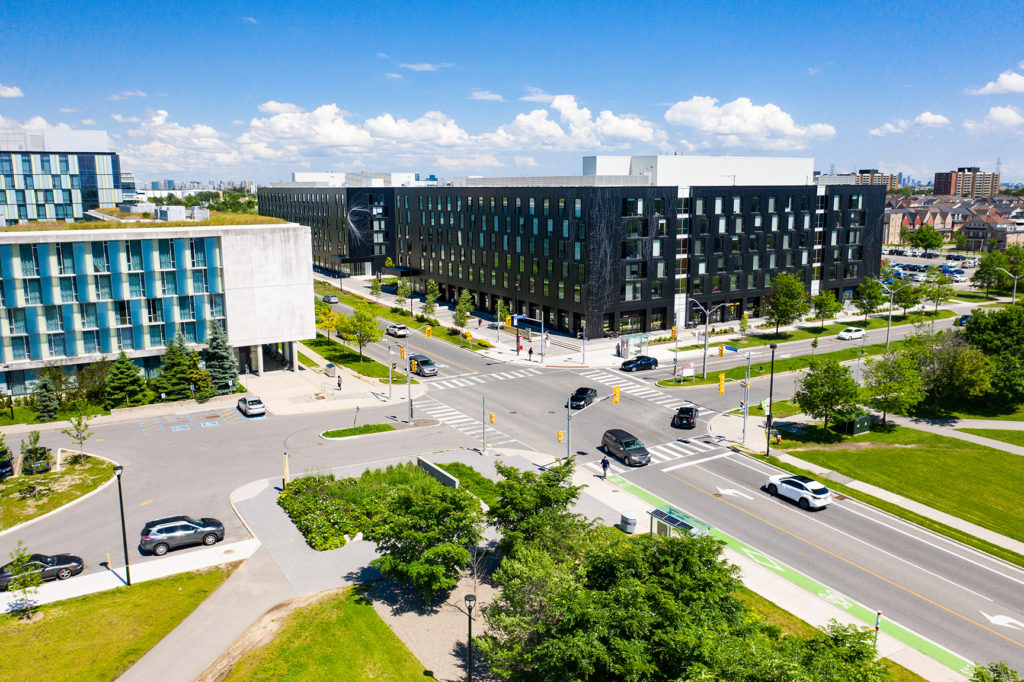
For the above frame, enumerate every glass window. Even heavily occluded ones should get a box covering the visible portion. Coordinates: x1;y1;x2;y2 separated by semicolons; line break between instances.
91;242;109;273
60;277;78;302
47;333;65;357
24;278;42;304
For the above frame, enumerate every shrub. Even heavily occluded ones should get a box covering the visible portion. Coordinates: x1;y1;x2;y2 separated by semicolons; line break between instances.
17;483;52;500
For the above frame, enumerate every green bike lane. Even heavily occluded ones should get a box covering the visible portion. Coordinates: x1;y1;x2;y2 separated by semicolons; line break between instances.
609;473;977;678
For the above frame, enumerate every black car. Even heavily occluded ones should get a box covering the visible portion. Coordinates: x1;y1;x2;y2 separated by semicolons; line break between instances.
620;355;658;372
0;453;12;481
672;406;699;429
140;515;225;556
568;387;597;409
0;553;84;590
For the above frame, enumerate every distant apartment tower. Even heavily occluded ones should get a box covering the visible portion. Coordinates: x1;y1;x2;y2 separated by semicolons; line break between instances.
855;169;899;191
934;167;1000;198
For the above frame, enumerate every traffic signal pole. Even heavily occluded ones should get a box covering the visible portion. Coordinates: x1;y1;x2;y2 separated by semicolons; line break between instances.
406;347;413;423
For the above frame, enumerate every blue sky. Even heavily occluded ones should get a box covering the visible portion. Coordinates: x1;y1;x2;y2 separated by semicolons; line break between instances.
2;0;1023;183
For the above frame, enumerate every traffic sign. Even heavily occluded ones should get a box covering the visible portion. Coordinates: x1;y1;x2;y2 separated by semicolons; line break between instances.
725;345;739;353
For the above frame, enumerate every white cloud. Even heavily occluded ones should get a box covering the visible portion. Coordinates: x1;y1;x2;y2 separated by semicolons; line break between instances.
968;70;1024;95
242;16;257;24
0;115;72;132
118;110;241;173
677;139;712;153
112;113;141;123
869;120;908;136
258;100;303;114
469;90;504;102
364;111;470;146
520;86;554;103
665;96;835;150
60;107;80;113
965;105;1024;132
434;154;502;169
108;89;146;101
385;73;402;79
869;111;951;136
913;111;951;127
81;118;96;126
399;62;452;72
514;155;538;167
243;103;373;150
377;52;388;58
807;67;822;76
0;84;24;98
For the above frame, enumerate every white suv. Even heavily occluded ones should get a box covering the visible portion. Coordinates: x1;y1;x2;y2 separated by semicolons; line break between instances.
765;474;832;510
386;324;410;337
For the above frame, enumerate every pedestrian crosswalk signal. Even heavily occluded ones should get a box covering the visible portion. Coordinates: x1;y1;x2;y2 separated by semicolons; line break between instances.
718;345;725;357
400;346;406;359
557;430;564;442
425;326;432;338
718;373;725;395
489;412;496;424
612;386;621;404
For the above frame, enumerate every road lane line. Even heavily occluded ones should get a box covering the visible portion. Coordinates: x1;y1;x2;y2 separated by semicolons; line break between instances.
663;468;1024;651
663;452;732;470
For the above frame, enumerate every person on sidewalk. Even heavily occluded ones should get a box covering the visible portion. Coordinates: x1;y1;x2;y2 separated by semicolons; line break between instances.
601;455;610;479
477;318;482;328
337;376;342;391
528;346;534;362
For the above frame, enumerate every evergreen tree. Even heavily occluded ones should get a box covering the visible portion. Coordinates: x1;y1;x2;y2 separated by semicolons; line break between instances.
204;320;238;394
34;375;60;422
105;351;147;408
151;333;193;401
186;346;213;398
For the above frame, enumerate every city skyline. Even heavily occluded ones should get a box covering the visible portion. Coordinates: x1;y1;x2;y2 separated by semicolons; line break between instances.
1;1;1023;182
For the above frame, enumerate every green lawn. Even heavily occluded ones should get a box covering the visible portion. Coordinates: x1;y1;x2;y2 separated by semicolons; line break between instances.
957;428;1024;447
0;565;234;681
296;351;317;368
779;425;1024;544
436;461;500;507
727;309;954;350
949;290;999;303
0;401;110;428
223;587;427;681
947;403;1024;421
322;423;395;439
1;455;112;530
301;334;414;383
747;399;802;418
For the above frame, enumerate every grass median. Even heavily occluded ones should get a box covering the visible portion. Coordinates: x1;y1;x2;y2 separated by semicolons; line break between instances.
322;424;395;439
0;564;235;681
1;454;111;531
301;334;415;384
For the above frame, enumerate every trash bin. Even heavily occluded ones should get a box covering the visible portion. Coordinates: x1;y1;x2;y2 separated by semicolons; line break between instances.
324;363;336;377
620;510;638;534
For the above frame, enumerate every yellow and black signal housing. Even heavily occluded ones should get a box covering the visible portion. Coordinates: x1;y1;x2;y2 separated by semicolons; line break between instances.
425;326;432;338
612;386;621;404
400;345;406;359
718;373;726;395
718;345;725;357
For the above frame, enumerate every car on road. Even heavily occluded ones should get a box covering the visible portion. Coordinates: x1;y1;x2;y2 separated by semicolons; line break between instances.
837;327;865;340
322;294;339;304
955;314;973;326
765;474;832;510
620;355;658;372
386;323;410;338
601;429;650;466
0;553;84;590
237;396;266;417
409;354;438;377
140;515;225;556
671;406;699;429
568;387;597;409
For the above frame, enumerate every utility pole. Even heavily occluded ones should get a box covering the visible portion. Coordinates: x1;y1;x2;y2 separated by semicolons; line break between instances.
691;300;727;378
566;396;572;460
742;352;751;445
481;396;486;455
765;344;778;457
406;346;412;422
514;283;520;356
387;343;393;399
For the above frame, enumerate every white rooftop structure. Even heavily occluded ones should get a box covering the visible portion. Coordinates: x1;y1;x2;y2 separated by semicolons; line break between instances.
583;154;815;187
0;129;112;153
289;171;435;187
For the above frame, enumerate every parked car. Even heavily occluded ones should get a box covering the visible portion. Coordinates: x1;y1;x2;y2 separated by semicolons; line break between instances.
0;553;84;590
620;355;658;372
386;323;410;338
140;515;225;556
601;429;650;466
0;452;12;482
837;327;865;340
765;474;832;510
568;387;597;409
238;396;266;417
951;274;968;283
672;406;699;429
911;273;927;283
955;314;973;326
322;294;339;304
409;354;438;377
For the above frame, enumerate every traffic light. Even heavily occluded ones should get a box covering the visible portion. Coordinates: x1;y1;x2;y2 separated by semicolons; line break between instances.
739;400;745;409
718;345;725;357
718;373;725;395
410;358;419;373
671;325;677;340
557;430;564;442
505;315;512;328
425;326;432;338
612;386;621;404
465;330;472;340
489;412;496;424
400;345;406;359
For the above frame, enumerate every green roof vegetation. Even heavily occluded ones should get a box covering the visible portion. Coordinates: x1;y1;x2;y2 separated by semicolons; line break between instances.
1;211;286;232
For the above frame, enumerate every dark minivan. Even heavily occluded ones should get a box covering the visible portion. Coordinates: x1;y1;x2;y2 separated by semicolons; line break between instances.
601;429;650;466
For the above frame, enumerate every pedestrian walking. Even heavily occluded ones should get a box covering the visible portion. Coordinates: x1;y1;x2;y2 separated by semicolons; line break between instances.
478;317;482;328
337;376;342;390
601;455;610;479
528;346;534;362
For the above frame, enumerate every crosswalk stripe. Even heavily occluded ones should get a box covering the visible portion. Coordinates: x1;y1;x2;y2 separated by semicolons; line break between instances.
663;452;732;471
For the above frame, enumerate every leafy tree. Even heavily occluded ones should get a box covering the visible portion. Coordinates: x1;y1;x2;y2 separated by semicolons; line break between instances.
973;250;1008;296
862;351;924;424
203;320;238;394
61;415;92;455
973;662;1023;682
335;303;383;361
495;298;509;328
6;540;42;619
34;375;60;421
902;223;944;251
765;272;810;335
35;363;72;403
370;278;382;301
364;483;483;603
453;287;473;330
794;357;861;430
72;358;111;405
151;333;194;401
811;291;842;329
923;270;953;312
893;284;923;316
904;328;992;415
963;304;1024;405
422;279;439;317
185;345;212;398
105;351;147;408
953;232;968;251
383;256;395;269
314;299;334;334
487;458;585;555
854;278;886;321
396;278;412;309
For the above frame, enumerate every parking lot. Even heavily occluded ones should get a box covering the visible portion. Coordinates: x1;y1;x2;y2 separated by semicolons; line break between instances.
881;248;977;285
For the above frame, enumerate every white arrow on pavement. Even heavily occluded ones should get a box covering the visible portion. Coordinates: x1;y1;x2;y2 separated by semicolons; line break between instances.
717;487;753;500
981;612;1024;630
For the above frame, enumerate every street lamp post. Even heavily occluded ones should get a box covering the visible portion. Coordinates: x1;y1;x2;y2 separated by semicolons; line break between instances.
514;283;521;356
996;267;1021;303
406;347;413;423
690;300;727;378
742;352;752;445
464;593;477;682
566;393;572;460
113;465;131;587
765;344;778;458
387;343;393;400
879;281;911;349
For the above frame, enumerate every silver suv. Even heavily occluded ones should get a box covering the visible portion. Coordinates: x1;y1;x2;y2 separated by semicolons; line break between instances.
140;515;225;556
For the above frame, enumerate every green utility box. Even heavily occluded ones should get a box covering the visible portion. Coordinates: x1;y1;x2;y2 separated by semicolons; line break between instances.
840;414;873;435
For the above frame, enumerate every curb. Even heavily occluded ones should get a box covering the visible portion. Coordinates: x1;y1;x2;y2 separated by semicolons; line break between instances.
0;451;120;539
316;419;436;441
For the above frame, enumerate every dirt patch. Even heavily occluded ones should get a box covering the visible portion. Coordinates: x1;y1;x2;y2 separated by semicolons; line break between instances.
787;442;921;452
195;587;348;682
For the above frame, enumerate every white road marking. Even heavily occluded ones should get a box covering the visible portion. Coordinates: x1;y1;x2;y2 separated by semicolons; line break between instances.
717;486;753;500
981;612;1024;630
663;452;733;470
